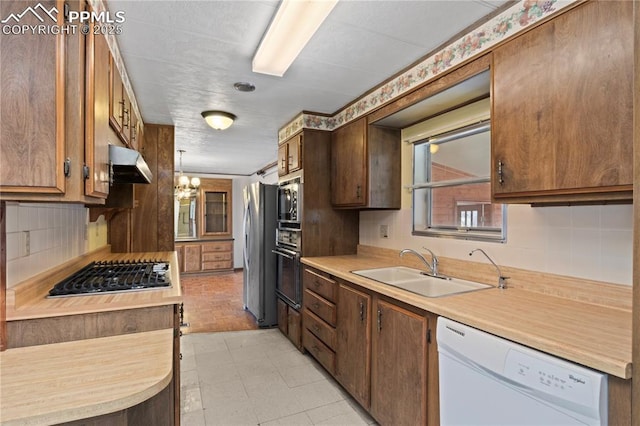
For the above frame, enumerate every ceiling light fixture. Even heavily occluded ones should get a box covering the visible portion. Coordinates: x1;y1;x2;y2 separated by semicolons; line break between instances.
252;0;339;77
175;150;200;200
201;110;236;130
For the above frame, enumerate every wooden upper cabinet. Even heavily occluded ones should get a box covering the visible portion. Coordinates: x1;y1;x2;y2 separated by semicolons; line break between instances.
277;143;288;176
108;55;134;147
287;134;302;174
0;0;66;195
371;299;428;426
331;117;400;209
84;15;110;199
199;178;232;237
278;133;302;177
0;0;106;203
331;118;367;206
492;0;633;204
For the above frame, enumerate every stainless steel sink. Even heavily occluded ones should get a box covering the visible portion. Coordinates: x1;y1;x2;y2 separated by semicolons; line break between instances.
351;266;492;298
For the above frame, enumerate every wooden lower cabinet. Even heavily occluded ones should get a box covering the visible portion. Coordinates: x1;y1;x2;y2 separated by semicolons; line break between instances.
335;282;371;410
175;240;233;274
278;297;302;350
302;267;338;372
371;298;429;426
301;269;433;426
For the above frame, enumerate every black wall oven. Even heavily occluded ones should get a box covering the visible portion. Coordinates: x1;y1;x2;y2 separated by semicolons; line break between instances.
273;218;302;309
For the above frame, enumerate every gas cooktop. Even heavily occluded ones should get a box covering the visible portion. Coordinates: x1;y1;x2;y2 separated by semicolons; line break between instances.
47;259;171;298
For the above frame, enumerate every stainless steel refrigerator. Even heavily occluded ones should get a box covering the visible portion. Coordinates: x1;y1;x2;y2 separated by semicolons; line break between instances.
242;182;278;327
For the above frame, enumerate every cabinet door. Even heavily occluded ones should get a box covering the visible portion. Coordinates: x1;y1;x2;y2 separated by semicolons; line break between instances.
183;244;202;273
287;134;302;173
199;179;232;237
129;109;139;150
0;0;66;194
84;21;110;198
336;283;371;409
287;307;301;349
371;299;428;426
492;1;633;202
277;143;288;176
331;118;367;207
277;298;288;335
109;56;125;136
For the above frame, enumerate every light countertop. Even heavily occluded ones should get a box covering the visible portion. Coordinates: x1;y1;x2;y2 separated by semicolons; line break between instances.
6;248;182;321
0;329;173;425
301;253;632;379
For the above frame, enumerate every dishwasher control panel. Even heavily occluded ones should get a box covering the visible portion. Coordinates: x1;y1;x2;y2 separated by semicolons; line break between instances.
504;349;598;406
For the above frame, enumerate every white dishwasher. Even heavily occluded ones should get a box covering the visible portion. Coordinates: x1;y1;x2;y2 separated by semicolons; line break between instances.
437;317;608;426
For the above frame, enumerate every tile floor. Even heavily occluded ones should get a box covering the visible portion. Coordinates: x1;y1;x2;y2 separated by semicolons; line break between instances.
180;329;377;426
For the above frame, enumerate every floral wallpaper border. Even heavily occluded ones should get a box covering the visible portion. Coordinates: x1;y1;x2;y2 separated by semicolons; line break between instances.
278;0;577;143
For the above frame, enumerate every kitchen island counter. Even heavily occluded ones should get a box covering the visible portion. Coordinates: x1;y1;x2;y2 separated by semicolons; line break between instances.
302;249;632;379
0;329;173;425
5;247;182;321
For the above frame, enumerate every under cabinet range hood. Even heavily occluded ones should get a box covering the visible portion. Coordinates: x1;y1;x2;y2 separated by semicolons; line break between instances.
109;145;153;184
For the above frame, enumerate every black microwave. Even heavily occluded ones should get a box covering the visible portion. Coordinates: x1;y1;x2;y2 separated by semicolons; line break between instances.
277;178;301;223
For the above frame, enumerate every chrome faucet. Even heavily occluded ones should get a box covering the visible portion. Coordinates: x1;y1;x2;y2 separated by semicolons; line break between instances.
469;248;509;289
399;247;440;277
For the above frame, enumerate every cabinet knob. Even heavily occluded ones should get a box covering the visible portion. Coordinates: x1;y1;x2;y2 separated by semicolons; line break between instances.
312;302;320;310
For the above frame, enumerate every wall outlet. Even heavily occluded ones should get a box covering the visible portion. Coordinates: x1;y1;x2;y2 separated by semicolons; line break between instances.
379;224;389;239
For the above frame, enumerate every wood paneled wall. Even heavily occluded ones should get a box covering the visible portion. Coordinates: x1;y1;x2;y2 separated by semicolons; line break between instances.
110;124;175;253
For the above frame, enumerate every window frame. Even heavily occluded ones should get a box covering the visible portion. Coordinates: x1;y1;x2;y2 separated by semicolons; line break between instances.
411;120;507;242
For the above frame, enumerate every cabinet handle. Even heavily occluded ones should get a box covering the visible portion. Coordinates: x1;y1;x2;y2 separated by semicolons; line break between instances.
288;155;293;167
312;345;320;353
281;158;287;169
359;301;365;322
497;160;505;185
377;309;382;332
356;184;361;199
312;324;320;332
118;99;125;122
312;302;320;310
123;107;130;128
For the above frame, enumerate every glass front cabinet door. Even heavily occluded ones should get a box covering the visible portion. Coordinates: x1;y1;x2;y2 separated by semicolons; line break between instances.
199;179;232;237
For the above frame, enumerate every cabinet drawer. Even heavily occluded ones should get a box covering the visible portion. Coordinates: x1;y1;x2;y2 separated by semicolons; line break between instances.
303;309;336;351
201;241;233;253
202;251;232;262
202;260;232;271
303;328;335;375
304;289;336;327
303;269;336;302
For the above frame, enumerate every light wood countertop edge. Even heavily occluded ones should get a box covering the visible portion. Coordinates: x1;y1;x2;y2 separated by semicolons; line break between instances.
5;250;182;321
0;329;173;426
301;255;632;379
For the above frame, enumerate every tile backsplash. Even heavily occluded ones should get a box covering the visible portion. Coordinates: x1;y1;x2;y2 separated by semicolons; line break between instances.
360;204;633;286
4;202;91;288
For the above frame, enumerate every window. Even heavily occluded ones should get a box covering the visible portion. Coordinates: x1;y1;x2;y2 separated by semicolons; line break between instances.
411;120;506;242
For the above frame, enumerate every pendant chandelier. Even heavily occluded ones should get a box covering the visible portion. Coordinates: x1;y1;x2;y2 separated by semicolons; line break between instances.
175;149;200;200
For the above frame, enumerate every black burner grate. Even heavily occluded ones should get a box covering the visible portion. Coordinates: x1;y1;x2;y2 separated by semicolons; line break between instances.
48;260;171;298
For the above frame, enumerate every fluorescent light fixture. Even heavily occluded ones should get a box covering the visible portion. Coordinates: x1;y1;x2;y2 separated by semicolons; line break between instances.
252;0;339;77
